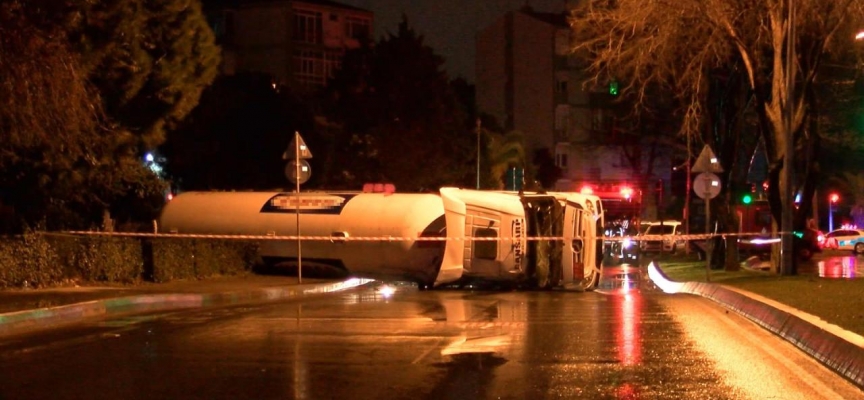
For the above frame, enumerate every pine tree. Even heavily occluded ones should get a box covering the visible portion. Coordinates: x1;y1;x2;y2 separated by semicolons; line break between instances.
66;0;221;150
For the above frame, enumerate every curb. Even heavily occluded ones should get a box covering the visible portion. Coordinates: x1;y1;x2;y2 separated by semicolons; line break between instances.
0;278;374;337
647;262;864;390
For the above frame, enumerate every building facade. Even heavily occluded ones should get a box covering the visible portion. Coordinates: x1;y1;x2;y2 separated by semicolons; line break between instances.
475;5;672;220
205;0;373;91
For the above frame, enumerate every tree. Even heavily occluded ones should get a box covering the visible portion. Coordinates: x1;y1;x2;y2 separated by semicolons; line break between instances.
485;129;528;189
323;17;473;191
24;0;221;151
162;72;315;191
570;0;864;273
531;148;561;190
0;2;166;232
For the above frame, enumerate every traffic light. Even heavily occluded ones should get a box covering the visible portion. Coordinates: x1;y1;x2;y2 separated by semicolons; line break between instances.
830;193;839;203
742;193;753;205
609;80;619;96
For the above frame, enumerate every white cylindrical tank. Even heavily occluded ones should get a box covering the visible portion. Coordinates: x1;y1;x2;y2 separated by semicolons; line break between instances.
158;191;448;284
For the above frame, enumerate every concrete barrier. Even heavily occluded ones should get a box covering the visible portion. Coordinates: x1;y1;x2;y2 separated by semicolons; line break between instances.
648;262;864;390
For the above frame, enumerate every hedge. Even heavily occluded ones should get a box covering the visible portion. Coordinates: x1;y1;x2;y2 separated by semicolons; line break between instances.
0;232;261;289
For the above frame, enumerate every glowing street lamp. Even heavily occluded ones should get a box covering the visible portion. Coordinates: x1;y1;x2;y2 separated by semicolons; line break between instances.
829;192;840;232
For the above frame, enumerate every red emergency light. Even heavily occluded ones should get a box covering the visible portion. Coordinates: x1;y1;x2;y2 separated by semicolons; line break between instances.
620;186;633;200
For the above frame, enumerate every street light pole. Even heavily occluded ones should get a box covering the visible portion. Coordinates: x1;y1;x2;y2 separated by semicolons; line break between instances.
476;118;481;189
829;193;839;232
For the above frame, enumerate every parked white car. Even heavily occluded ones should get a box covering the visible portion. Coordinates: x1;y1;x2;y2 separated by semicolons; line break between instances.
639;221;685;253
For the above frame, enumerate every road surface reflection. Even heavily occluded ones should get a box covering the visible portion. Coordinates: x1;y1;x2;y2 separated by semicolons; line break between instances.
814;255;859;278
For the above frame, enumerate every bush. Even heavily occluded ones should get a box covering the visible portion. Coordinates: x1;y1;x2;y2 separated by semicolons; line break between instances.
71;236;143;283
0;234;262;289
0;231;63;289
147;238;260;283
194;239;259;277
149;238;197;282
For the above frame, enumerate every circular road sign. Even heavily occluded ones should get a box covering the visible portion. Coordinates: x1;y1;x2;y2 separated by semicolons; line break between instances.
285;159;312;184
693;172;721;199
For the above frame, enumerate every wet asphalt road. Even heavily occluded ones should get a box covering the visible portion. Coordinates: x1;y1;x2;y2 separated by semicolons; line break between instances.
0;266;861;400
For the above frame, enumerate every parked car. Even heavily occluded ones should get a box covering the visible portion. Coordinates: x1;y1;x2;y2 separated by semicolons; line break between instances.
821;229;864;254
639;221;685;254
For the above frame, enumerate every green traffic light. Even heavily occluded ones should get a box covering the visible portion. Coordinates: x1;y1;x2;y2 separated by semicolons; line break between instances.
742;194;752;204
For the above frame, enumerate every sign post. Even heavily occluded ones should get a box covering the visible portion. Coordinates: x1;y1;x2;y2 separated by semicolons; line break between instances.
691;145;723;281
283;131;313;283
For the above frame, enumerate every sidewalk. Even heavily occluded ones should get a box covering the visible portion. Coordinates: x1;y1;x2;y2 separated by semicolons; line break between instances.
0;274;373;337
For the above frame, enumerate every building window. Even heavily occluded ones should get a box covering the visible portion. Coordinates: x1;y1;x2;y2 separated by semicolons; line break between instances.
294;10;322;44
293;49;343;87
591;108;614;134
556;152;568;169
345;16;370;40
555;105;570;131
556;80;568;94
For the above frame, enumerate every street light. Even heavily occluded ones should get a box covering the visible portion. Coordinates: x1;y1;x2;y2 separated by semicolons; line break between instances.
829;193;839;232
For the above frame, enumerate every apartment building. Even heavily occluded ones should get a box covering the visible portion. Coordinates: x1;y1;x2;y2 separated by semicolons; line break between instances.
475;5;672;219
205;0;373;91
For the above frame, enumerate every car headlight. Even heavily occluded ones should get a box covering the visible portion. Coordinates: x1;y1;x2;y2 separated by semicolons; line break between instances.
622;238;632;248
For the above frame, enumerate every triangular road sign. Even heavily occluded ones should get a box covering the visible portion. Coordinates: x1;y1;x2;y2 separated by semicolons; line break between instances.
283;131;313;160
691;145;723;173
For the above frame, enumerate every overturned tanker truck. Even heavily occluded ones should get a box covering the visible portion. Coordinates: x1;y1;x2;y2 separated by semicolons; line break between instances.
158;187;605;290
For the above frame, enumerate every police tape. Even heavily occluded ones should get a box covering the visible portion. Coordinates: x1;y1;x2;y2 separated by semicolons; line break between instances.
59;230;786;243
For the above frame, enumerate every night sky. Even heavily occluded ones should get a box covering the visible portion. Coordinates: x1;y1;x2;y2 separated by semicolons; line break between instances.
339;0;571;83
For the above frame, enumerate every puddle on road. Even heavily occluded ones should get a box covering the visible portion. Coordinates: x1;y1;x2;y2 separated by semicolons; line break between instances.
810;256;859;278
598;264;642;292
